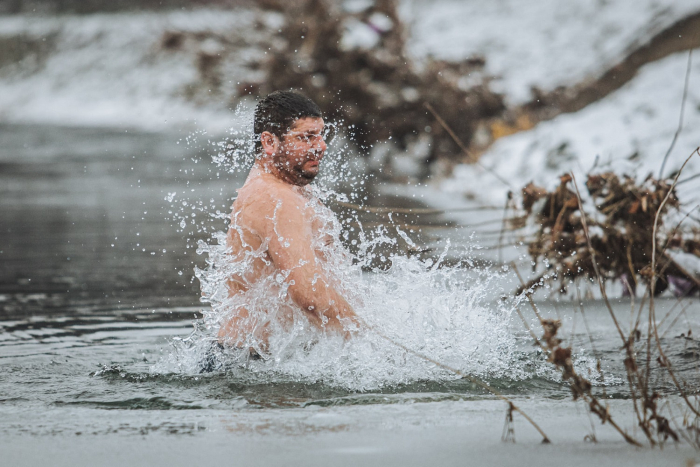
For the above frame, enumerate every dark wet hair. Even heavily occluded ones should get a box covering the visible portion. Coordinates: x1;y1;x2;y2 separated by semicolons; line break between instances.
253;90;322;153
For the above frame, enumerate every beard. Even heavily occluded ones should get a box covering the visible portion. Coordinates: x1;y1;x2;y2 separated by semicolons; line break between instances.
273;148;320;186
289;164;317;186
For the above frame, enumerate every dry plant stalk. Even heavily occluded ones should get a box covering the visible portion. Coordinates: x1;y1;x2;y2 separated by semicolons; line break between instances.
512;264;643;447
510;149;700;448
541;318;645;446
578;167;699;446
571;171;684;446
356;316;551;444
502;402;516;443
648;150;700;430
568;160;700;446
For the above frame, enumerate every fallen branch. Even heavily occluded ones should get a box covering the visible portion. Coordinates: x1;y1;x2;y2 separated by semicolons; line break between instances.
334;200;501;214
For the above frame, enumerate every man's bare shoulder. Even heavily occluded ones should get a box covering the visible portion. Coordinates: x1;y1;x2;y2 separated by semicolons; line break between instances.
234;173;309;228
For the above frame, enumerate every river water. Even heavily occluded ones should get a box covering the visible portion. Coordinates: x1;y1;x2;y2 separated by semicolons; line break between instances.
1;123;699;466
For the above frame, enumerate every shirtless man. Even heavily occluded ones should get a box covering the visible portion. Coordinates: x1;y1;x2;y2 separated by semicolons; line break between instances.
217;91;359;349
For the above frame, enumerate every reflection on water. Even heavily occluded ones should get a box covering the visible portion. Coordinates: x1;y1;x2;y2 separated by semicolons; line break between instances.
0;123;247;316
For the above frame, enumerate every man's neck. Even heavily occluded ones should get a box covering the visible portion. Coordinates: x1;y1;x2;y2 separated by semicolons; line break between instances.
253;158;313;187
252;159;298;187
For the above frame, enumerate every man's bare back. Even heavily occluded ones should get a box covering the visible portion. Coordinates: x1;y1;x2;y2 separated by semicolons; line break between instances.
216;92;358;348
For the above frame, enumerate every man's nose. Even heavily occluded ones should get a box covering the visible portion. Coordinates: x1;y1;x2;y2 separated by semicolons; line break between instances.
312;137;326;157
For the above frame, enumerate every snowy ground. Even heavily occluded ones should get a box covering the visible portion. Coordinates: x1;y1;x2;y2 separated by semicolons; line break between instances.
1;1;699;131
401;0;700;104
0;8;280;132
439;50;700;211
1;1;698;246
422;48;700;275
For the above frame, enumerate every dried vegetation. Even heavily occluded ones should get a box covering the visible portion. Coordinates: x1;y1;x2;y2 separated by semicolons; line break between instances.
514;171;700;297
256;0;505;174
511;151;700;448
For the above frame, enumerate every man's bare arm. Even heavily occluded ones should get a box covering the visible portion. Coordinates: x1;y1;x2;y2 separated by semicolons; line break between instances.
259;191;358;336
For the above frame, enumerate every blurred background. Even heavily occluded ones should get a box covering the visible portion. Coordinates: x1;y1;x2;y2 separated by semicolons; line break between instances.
2;0;700;318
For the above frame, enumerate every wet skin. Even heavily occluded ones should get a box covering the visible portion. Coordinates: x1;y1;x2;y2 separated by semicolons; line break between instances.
218;117;358;347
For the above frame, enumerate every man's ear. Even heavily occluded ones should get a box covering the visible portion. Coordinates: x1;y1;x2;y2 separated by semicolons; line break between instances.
260;131;279;156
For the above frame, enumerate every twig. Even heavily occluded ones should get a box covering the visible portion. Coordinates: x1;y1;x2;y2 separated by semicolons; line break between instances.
676;172;700;186
511;263;544;323
498;192;513;263
477;241;531;251
361;320;551;443
659;205;699;257
575;285;604;381
424;102;513;188
657;296;684;335
349;219;522;231
665;399;698;449
650;149;700;418
651;150;699;296
570;171;654;444
660;302;691;340
334;200;501;214
502;402;516;443
570;172;626;343
510;263;641;446
513;305;542;345
659;50;693;178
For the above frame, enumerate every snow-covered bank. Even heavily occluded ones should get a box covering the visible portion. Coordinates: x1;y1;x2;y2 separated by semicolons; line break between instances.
2;0;700;133
401;0;700;104
0;8;278;133
421;47;700;280
440;50;700;206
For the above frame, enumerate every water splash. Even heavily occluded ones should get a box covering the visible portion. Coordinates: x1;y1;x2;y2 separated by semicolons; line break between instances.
152;113;567;391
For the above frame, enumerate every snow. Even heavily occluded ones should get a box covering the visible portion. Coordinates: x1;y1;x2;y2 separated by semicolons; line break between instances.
1;0;698;139
340;18;382;51
439;50;700;208
400;0;700;104
1;1;699;211
0;9;274;133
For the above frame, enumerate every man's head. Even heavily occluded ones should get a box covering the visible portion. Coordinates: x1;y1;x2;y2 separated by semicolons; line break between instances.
254;91;327;186
254;90;322;153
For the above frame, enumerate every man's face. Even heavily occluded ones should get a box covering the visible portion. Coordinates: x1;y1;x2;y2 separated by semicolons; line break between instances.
274;117;327;186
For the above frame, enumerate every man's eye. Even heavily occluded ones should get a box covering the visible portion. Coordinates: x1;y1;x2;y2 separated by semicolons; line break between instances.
297;134;319;142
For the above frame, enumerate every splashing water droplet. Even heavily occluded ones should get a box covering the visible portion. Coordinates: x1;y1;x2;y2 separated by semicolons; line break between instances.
152;108;557;391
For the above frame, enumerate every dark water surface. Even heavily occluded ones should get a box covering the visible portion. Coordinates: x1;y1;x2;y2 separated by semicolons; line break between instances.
0;123;228;316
